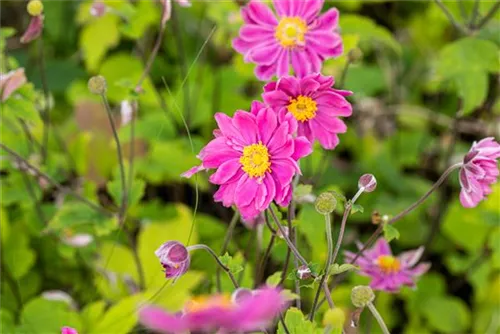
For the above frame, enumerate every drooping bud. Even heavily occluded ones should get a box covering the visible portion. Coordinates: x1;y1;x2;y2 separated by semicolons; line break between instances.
90;1;107;17
323;308;346;328
88;75;107;95
20;15;44;44
463;150;479;164
27;0;43;16
155;241;190;279
358;174;377;193
351;285;375;308
0;68;27;102
315;192;337;215
231;288;253;304
296;265;312;280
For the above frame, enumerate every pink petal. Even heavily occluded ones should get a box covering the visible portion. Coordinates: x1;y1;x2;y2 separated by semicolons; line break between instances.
292;136;312;160
291;50;309;78
209;159;242;184
235;175;260;207
314;8;339;30
239;24;275;42
243;1;278;26
373;238;392;256
255;64;276;81
181;165;205;178
276;49;290;78
255;107;278;145
214;181;239;207
233;112;258;144
139;306;187;333
249;41;282;65
267;123;290;153
302;0;324;23
271;158;295;188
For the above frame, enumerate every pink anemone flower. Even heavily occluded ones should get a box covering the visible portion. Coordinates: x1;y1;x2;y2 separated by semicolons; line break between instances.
459;137;500;208
233;0;343;80
344;238;430;293
139;287;287;333
262;74;352;149
182;101;312;220
61;327;78;334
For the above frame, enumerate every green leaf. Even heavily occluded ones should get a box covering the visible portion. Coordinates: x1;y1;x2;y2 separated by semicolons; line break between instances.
79;14;120;71
421;296;471;333
107;178;145;208
219;253;244;275
3;222;36;279
47;202;113;235
328;263;359;276
1;95;40;123
18;298;81;334
266;271;283;287
344;65;387;97
0;309;15;334
278;308;322;334
351;204;364;215
383;224;400;242
293;184;313;199
89;294;143;334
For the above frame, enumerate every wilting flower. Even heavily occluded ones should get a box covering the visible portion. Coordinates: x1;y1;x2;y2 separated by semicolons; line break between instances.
155;241;190;280
139;286;286;333
61;327;78;334
262;74;352;149
161;0;191;27
21;15;44;44
459;137;500;208
182;101;312;220
233;0;343;80
344;238;430;292
0;68;27;102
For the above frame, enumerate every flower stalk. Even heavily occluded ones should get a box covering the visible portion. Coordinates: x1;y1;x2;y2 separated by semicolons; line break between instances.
367;302;390;334
188;244;239;289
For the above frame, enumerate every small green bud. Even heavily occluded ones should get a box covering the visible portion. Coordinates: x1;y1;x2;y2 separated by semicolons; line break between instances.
27;0;43;16
323;308;346;328
351;285;375;308
88;75;107;95
315;192;337;215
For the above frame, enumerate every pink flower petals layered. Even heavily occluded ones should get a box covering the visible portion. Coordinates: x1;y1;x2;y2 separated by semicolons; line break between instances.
459;137;500;208
233;0;343;80
183;102;312;220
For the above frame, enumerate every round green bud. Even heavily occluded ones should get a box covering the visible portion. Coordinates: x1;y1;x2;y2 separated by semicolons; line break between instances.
351;285;375;308
88;75;107;95
323;308;346;328
27;0;43;16
315;192;337;215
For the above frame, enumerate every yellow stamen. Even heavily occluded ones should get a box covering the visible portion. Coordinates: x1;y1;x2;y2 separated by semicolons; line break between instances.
275;17;308;48
376;255;401;274
240;142;272;178
184;295;233;313
287;95;317;122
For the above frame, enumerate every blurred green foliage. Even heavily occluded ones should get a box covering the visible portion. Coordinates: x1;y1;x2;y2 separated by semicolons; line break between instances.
1;0;499;333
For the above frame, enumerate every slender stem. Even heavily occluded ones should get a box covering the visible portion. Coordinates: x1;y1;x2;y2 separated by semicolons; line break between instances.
256;234;275;287
288;175;301;308
367;302;390;334
469;0;481;27
127;104;136;203
279;312;291;334
475;1;500;29
216;211;240;291
331;202;352;264
279;242;292;285
135;23;166;91
457;0;467;21
128;233;146;289
1;263;22;321
434;0;468;34
20;172;45;227
337;58;352;89
310;213;334;320
100;94;128;224
188;244;239;289
38;38;50;165
0;143;113;217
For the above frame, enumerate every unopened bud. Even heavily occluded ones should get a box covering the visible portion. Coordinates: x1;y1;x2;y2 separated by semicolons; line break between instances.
276;226;289;239
358;174;377;193
90;1;107;17
351;285;375;308
88;75;107;95
347;48;363;63
27;0;43;16
297;265;312;280
371;211;382;225
155;241;190;280
323;308;346;328
315;192;337;215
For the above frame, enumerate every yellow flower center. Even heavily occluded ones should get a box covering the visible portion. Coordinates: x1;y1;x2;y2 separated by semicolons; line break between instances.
287;95;317;122
376;255;401;274
240;142;272;178
275;17;308;48
184;295;233;313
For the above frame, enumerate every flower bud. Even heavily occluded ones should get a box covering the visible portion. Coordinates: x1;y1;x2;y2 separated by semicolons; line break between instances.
323;308;346;328
358;174;377;193
296;265;312;280
463;150;479;164
20;15;44;44
315;192;337;215
155;241;190;279
90;1;107;17
351;285;375;308
88;75;107;95
27;0;43;16
231;288;253;304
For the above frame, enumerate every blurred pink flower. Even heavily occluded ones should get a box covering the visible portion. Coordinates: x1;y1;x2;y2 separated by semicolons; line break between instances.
155;241;190;279
90;1;107;17
459;137;500;208
262;74;352;149
61;234;94;248
0;68;27;102
139;286;286;333
232;0;343;80
241;212;265;229
344;238;430;293
161;0;191;27
182;102;311;220
61;327;78;334
21;15;44;43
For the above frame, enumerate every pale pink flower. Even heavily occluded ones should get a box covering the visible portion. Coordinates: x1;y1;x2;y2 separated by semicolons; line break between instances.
61;234;94;248
21;15;44;44
344;238;430;293
139;287;287;333
459;137;500;208
61;327;78;334
262;74;352;149
0;68;27;102
182;101;312;220
233;0;343;80
90;1;107;17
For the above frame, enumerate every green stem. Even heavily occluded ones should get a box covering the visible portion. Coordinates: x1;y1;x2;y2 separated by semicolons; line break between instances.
367;302;390;334
216;211;240;291
188;244;239;289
